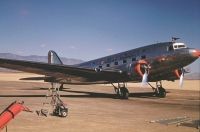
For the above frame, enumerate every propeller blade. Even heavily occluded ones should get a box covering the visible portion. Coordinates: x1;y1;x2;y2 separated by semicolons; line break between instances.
142;70;148;86
179;73;184;87
179;68;185;88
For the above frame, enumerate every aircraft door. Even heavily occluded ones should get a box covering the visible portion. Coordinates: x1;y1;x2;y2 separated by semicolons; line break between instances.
127;63;133;76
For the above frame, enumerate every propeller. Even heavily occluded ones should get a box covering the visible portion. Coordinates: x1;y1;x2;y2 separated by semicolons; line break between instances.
179;68;185;88
133;60;151;86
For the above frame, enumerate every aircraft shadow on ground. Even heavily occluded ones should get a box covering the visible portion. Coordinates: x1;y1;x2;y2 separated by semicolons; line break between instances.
61;89;161;99
19;87;71;91
0;94;45;97
0;87;165;99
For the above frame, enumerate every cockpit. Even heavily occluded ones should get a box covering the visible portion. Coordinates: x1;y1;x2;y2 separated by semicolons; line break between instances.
168;43;187;51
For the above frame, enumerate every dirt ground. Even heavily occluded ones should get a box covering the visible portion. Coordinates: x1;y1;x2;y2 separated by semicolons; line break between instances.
0;72;199;132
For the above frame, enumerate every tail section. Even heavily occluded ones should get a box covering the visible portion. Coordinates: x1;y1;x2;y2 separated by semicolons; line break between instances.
48;50;63;65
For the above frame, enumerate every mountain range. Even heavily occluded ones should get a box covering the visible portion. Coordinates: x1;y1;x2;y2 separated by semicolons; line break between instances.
0;53;83;65
0;53;83;72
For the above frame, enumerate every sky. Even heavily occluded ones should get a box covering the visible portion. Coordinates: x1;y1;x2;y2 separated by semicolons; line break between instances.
0;0;199;72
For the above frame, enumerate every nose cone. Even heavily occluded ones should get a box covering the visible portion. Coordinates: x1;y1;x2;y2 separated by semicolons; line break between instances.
189;49;200;57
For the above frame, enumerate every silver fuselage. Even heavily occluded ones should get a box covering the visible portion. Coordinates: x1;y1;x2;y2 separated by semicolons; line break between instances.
75;42;198;82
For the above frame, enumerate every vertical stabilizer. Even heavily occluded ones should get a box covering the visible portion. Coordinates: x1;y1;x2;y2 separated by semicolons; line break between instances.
48;50;63;65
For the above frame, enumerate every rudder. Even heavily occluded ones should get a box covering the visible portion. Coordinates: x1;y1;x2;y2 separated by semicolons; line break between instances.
48;50;63;65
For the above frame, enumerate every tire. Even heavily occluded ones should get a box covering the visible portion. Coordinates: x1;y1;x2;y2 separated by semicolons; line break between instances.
159;87;166;98
120;87;129;99
61;110;68;117
155;87;166;98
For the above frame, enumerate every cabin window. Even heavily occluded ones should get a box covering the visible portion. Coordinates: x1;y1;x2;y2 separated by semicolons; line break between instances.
106;64;110;67
99;65;102;68
114;61;118;65
141;55;146;59
132;58;136;61
123;60;127;64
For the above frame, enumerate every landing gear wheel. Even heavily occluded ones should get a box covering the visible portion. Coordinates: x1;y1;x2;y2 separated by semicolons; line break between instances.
61;110;68;117
155;87;166;98
112;83;129;99
53;105;68;117
117;87;129;99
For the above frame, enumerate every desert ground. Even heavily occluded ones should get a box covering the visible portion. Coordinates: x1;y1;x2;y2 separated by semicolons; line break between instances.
0;72;199;132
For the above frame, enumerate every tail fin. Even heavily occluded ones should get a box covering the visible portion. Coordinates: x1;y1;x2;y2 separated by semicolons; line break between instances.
48;50;63;65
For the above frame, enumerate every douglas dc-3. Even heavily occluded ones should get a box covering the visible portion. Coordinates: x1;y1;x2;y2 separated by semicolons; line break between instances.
0;38;199;99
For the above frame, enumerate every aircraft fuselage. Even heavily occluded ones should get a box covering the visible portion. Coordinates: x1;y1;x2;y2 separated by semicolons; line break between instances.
76;41;199;83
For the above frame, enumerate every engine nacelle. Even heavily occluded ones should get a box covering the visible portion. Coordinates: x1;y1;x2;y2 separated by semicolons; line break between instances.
173;69;182;79
134;60;149;77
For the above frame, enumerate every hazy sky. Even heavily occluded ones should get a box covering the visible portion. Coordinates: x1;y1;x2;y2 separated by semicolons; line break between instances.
0;0;199;72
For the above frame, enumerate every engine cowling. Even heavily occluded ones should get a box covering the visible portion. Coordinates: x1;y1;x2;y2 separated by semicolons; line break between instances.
173;69;182;79
173;68;186;87
134;60;150;77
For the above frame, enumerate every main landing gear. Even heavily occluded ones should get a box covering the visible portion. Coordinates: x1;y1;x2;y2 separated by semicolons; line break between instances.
148;81;166;98
112;83;129;99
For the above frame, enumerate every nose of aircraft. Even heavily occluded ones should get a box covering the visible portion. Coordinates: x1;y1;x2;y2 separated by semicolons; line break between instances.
189;49;200;57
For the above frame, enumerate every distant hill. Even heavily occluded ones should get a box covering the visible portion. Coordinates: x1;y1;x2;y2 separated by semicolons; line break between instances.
185;72;200;80
0;53;83;64
0;53;84;72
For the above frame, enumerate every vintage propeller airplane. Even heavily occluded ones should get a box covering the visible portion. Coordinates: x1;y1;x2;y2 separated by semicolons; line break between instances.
0;38;199;99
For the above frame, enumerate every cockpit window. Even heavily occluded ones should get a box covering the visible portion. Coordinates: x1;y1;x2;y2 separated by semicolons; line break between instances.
173;43;186;49
168;43;187;51
178;45;186;48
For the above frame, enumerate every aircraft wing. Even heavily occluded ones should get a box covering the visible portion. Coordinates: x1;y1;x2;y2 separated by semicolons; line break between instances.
0;58;129;83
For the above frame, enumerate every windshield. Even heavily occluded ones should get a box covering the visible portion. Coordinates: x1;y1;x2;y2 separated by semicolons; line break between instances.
168;42;187;51
173;43;187;50
178;45;186;48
